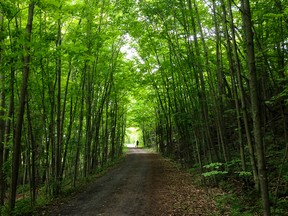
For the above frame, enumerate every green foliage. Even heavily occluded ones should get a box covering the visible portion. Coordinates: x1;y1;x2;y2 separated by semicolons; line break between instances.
202;162;228;177
202;170;228;177
235;171;252;177
0;0;18;20
202;160;253;179
0;205;10;216
272;198;288;215
12;198;36;216
3;156;12;182
0;0;287;215
215;193;254;216
203;162;224;169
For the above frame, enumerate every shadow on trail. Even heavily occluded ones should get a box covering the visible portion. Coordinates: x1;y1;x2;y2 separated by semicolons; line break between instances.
54;147;160;216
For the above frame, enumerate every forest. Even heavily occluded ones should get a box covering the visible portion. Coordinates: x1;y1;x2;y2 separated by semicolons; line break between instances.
0;0;287;215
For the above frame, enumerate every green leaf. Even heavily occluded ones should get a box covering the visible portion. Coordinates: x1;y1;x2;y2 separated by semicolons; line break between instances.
202;170;228;177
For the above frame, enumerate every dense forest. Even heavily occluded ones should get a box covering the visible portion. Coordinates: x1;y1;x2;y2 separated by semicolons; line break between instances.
0;0;287;215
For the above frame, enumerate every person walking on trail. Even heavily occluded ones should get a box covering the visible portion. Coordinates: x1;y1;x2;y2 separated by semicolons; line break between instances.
136;140;139;148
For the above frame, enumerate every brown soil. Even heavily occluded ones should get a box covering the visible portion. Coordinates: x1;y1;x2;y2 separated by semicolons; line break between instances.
42;148;219;216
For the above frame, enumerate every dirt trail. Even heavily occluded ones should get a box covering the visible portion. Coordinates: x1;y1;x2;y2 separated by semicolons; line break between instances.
47;147;218;216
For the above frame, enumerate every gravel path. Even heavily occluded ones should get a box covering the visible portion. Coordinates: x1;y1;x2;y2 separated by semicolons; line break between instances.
54;148;157;215
47;147;219;216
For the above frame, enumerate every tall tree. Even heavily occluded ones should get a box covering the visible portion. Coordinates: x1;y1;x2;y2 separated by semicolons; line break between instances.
0;11;5;207
241;0;270;214
10;2;35;210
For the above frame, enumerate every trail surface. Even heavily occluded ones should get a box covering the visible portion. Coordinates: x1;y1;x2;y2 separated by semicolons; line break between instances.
46;147;219;216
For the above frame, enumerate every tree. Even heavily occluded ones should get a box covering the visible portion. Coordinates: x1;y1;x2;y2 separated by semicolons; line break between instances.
240;0;270;214
0;11;5;207
10;2;35;210
0;0;287;214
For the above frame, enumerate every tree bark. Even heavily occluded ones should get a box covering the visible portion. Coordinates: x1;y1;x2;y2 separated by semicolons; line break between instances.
26;101;36;204
0;12;5;207
55;17;62;196
227;0;259;188
211;0;229;163
241;0;270;215
10;2;35;210
187;0;217;162
73;72;86;187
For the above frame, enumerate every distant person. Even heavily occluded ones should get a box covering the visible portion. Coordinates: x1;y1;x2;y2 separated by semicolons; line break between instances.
136;140;139;148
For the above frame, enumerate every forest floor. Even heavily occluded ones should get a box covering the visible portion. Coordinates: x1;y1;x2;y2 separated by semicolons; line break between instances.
40;147;227;216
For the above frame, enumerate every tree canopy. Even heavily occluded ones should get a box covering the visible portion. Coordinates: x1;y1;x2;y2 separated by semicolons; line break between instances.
0;0;288;215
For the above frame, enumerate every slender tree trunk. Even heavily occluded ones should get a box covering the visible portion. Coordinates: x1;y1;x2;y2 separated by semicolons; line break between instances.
91;111;102;171
73;72;86;187
84;62;92;177
39;12;50;188
241;0;270;214
110;100;117;161
48;79;56;196
26;101;36;204
91;82;110;170
60;58;73;179
187;0;217;162
227;0;258;186
219;0;246;169
61;96;77;179
0;12;5;207
103;100;109;164
2;47;16;204
211;0;229;163
55;18;62;196
10;2;35;210
190;0;218;166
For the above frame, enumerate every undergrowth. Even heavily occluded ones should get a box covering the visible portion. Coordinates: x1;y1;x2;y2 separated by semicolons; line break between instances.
187;160;288;216
0;156;125;216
